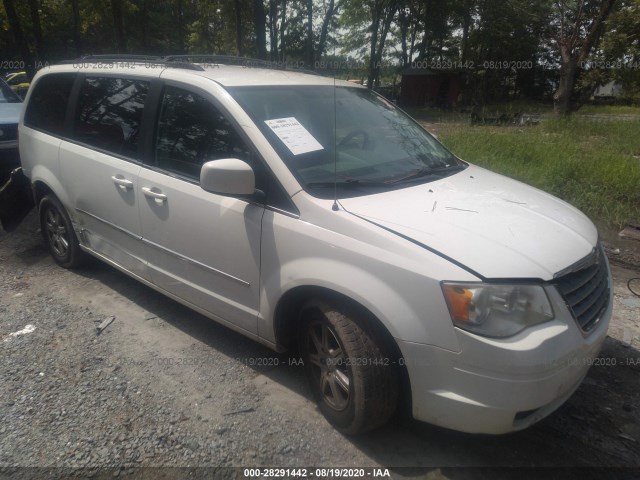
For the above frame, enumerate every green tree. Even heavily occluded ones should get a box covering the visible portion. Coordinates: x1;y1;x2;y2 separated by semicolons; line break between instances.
342;0;398;88
316;0;339;63
2;0;32;73
465;0;549;103
601;0;640;100
393;0;426;68
545;0;619;113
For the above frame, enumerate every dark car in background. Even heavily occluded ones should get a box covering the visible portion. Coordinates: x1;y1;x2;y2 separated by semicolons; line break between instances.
5;71;30;98
0;78;23;174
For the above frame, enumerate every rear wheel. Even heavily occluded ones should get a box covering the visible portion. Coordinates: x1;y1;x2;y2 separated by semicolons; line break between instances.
39;195;84;268
299;299;398;434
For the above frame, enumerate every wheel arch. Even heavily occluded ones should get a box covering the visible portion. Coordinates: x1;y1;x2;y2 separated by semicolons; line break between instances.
274;286;385;349
273;285;412;414
30;165;72;212
32;179;55;206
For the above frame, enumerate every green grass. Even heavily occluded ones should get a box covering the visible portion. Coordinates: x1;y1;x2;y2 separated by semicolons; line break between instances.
404;101;554;123
577;104;640;115
437;118;640;228
407;102;640;120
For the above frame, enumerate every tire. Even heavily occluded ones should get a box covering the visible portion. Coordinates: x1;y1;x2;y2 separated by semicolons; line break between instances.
298;299;398;434
39;195;85;268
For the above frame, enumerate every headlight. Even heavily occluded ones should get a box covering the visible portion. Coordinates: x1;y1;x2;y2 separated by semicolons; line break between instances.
441;282;554;338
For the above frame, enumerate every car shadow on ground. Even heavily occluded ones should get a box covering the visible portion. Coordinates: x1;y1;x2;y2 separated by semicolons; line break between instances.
6;224;640;475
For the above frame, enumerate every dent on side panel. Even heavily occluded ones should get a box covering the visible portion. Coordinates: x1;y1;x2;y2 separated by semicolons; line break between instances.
58;140;147;277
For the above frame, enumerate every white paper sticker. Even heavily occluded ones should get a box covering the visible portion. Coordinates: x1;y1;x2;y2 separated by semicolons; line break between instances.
264;117;324;156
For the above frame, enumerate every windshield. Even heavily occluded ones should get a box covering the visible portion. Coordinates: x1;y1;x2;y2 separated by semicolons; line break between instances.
227;85;464;198
0;79;22;103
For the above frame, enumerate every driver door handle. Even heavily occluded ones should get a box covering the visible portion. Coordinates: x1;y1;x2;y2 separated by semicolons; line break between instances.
142;187;167;202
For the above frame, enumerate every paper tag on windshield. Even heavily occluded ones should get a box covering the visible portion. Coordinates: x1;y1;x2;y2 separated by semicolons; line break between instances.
264;117;324;155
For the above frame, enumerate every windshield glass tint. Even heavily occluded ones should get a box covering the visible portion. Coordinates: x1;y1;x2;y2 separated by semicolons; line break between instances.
227;86;462;197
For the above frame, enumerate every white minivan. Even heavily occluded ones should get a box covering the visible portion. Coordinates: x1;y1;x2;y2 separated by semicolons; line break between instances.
19;56;612;435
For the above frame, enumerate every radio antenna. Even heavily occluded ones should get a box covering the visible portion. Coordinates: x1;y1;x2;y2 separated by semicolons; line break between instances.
331;47;339;212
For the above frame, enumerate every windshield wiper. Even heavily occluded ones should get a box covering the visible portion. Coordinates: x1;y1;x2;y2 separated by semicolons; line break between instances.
306;179;391;189
306;163;466;190
388;163;465;185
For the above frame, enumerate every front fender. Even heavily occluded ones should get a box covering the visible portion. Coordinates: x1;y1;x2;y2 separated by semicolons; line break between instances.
258;210;468;352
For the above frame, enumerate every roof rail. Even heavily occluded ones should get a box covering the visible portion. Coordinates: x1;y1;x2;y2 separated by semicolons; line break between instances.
163;54;317;75
164;54;274;67
162;61;205;71
57;54;205;71
82;54;163;62
56;53;317;75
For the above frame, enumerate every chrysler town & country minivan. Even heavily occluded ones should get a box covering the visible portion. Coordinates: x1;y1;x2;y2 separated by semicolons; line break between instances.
18;56;612;434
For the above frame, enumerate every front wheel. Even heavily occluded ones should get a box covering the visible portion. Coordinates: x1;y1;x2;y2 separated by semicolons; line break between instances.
39;195;85;268
299;299;398;434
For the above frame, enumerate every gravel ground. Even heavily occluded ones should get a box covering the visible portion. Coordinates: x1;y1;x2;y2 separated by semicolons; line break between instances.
1;211;639;479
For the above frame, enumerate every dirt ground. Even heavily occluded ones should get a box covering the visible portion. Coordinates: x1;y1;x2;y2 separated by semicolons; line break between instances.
1;210;639;479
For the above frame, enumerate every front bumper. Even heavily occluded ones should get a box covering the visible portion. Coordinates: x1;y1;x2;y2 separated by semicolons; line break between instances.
400;283;612;434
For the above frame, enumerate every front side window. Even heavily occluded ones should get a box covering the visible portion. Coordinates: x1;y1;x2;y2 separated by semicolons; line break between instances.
74;77;149;158
154;85;250;180
23;73;75;135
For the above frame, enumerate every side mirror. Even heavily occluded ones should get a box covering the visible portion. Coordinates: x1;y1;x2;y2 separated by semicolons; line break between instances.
200;158;256;196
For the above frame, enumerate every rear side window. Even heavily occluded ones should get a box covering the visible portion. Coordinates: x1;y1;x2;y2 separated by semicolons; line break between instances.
24;73;76;135
155;86;250;180
74;77;149;159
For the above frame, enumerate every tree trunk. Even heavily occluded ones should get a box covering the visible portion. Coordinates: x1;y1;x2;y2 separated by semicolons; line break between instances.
253;0;267;59
366;8;380;89
2;0;34;77
27;0;45;59
268;0;278;60
306;0;313;67
399;9;409;68
140;0;149;50
367;1;397;89
549;0;618;115
201;3;211;52
316;0;335;62
554;57;578;115
461;9;471;63
418;0;431;60
409;12;418;63
280;0;287;62
176;0;185;53
111;0;127;53
234;0;244;56
374;4;395;86
69;0;83;56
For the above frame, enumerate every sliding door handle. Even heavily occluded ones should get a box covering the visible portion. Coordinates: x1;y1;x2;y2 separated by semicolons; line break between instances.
111;175;133;189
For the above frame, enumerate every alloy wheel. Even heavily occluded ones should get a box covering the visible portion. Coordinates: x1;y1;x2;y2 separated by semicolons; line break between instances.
305;319;351;411
44;207;69;258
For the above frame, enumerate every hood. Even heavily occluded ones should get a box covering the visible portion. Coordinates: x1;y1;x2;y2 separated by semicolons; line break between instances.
0;102;23;124
339;165;597;280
